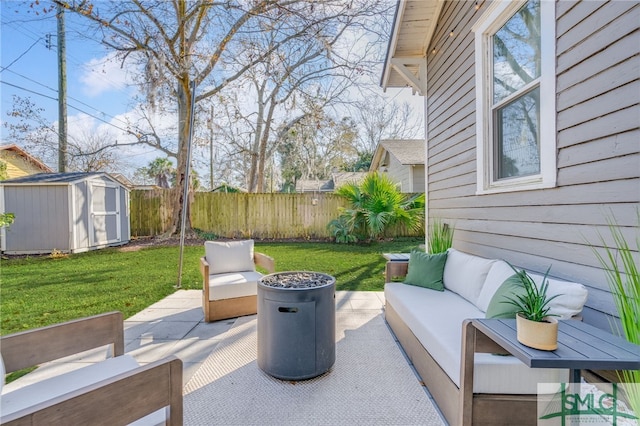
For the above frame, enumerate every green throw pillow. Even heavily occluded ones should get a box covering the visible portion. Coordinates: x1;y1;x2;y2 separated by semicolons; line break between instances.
486;274;528;318
403;251;447;291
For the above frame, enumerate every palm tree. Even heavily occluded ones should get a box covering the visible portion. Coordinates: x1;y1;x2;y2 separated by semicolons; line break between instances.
146;158;174;188
330;173;425;242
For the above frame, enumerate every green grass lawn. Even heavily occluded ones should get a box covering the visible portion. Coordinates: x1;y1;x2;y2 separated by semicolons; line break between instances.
0;238;422;335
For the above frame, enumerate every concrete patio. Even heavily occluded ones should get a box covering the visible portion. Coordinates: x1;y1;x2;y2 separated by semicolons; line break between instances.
6;290;388;388
124;289;388;385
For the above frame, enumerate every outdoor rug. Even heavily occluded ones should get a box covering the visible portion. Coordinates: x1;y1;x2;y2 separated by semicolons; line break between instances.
183;310;445;425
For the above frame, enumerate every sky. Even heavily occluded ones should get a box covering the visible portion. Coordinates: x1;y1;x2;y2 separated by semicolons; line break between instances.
0;0;424;180
0;0;162;174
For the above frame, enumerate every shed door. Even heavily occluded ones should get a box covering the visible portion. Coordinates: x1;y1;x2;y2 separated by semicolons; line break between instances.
89;181;120;246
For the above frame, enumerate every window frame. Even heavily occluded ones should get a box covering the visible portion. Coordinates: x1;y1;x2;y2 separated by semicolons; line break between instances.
472;0;556;194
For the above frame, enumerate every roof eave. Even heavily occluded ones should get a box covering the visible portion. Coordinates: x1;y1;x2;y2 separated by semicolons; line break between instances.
380;0;404;90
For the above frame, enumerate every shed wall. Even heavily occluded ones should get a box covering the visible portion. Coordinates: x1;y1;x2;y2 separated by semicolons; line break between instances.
74;180;90;251
3;186;71;253
425;1;639;330
1;173;130;254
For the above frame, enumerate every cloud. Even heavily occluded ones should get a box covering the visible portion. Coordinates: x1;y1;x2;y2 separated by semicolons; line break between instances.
80;52;131;97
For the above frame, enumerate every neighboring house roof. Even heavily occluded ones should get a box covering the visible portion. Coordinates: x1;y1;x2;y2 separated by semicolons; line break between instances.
381;0;441;95
211;184;247;193
132;184;162;190
295;172;368;192
109;173;134;188
332;172;367;189
1;172;117;185
370;139;425;171
295;179;334;192
0;144;53;179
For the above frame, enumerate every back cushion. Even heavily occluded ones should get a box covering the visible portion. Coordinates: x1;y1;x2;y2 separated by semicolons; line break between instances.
529;274;589;319
476;260;517;312
205;240;255;275
443;248;496;306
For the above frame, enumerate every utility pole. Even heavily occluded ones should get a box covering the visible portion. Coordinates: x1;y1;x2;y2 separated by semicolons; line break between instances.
57;3;68;172
209;105;214;190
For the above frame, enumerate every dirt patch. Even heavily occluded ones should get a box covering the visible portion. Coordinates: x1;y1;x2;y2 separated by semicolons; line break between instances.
118;235;205;251
119;235;333;251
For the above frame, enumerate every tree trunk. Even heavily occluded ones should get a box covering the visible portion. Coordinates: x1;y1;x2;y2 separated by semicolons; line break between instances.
169;78;192;235
256;102;276;192
248;82;266;192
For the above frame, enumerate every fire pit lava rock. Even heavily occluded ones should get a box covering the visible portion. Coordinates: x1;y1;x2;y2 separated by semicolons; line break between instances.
257;271;336;380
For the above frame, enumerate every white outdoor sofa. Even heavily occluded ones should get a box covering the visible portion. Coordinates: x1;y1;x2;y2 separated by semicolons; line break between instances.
384;248;589;425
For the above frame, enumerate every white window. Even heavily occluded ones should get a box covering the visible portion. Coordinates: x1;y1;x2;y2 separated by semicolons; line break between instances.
473;0;556;194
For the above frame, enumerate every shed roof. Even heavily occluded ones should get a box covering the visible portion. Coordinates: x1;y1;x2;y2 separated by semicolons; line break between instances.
370;139;425;170
1;172;113;185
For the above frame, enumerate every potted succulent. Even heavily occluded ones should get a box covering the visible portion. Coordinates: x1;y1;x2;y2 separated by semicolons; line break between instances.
504;266;561;351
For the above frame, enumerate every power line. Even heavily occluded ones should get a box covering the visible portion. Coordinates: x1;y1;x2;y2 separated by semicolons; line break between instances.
1;80;144;138
1;18;135;102
2;39;42;70
1;67;135;132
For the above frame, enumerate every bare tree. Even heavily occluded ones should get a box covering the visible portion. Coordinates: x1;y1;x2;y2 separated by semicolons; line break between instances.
208;1;389;192
55;0;387;231
353;97;423;156
4;95;123;172
277;112;358;190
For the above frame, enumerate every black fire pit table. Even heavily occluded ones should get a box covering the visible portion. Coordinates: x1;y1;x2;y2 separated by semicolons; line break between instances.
257;271;336;380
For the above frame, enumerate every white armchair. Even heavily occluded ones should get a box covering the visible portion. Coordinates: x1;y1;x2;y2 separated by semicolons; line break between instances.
0;311;183;425
200;239;275;322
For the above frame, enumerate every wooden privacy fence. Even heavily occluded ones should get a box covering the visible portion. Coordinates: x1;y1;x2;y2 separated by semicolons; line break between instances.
129;190;423;239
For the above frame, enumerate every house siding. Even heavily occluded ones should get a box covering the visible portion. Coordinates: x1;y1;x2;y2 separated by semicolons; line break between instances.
412;165;426;192
0;151;45;179
386;155;412;191
426;0;639;331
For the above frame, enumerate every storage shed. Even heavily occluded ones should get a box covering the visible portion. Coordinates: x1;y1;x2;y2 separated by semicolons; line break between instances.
1;172;130;254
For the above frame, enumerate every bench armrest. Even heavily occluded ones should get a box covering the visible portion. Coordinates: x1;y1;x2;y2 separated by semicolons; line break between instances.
200;256;211;301
385;261;409;283
254;252;275;274
1;356;183;426
1;311;124;373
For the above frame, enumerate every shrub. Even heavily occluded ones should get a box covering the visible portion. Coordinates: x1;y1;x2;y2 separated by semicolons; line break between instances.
330;173;424;243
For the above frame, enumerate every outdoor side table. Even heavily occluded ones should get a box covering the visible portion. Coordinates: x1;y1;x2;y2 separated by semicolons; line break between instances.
460;318;640;426
382;253;410;282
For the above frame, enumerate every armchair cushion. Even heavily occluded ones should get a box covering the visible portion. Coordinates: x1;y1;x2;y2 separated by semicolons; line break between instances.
1;355;164;425
205;240;255;275
207;271;263;301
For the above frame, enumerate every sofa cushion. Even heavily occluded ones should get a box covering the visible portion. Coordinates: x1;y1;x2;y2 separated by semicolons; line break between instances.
529;274;589;319
404;251;447;291
205;240;255;275
476;260;515;312
443;249;495;306
385;282;568;394
0;355;165;425
208;271;263;301
485;274;528;318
